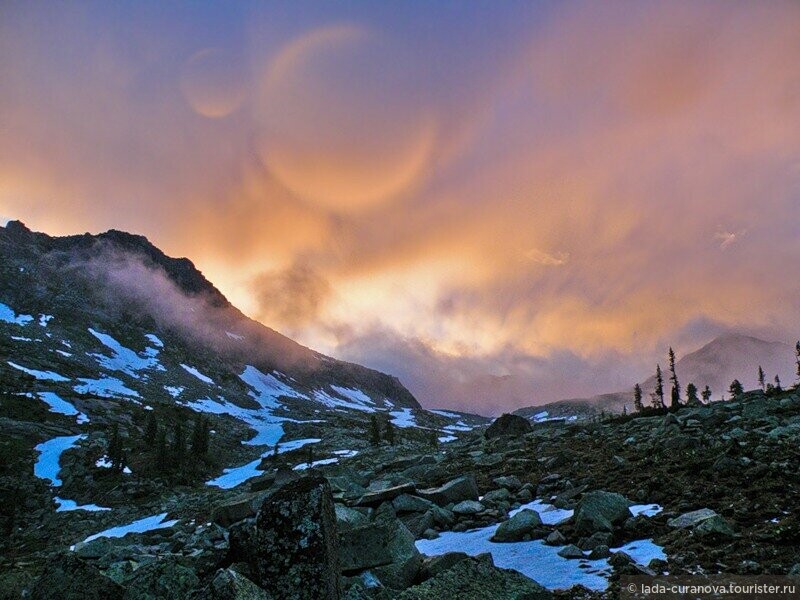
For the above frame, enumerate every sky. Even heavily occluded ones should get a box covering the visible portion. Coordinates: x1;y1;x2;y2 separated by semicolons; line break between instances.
2;1;800;414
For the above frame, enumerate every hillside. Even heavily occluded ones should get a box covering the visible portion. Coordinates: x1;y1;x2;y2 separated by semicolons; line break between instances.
515;333;796;420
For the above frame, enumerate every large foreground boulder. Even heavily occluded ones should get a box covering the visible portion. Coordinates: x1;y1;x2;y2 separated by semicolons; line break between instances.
249;475;340;599
417;475;479;506
30;554;125;600
573;491;632;535
485;414;532;439
397;556;551;599
491;509;543;542
203;568;272;599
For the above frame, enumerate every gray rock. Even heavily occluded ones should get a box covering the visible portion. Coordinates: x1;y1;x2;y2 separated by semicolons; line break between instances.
355;483;416;507
573;491;632;535
492;476;522;491
206;568;272;599
666;508;719;529
417;475;479;506
557;544;585;559
452;500;485;515
544;530;566;546
485;414;533;439
392;494;435;514
482;489;511;504
119;555;200;600
491;509;543;542
249;475;340;599
396;556;552;599
370;519;424;589
213;495;261;527
339;523;396;572
588;545;610;559
420;552;470;579
695;515;736;539
335;504;370;530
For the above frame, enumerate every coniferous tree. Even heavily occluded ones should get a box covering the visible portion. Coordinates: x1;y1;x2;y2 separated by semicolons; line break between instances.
384;419;396;446
668;347;680;404
729;379;744;399
145;412;157;446
701;385;712;403
654;364;665;408
758;366;766;391
306;444;314;467
796;341;800;382
369;414;381;447
686;382;699;405
670;386;680;410
622;405;628;416
633;384;643;412
429;430;439;449
774;375;782;393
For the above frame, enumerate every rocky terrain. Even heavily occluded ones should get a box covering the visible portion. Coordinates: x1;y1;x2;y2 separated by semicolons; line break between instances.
3;221;800;598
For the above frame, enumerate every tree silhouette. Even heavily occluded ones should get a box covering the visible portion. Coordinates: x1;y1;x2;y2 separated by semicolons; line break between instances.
384;419;396;446
108;423;124;473
774;375;782;393
686;382;699;405
654;364;665;408
369;414;381;447
633;384;643;412
701;385;712;403
758;366;766;391
668;347;680;404
729;379;744;399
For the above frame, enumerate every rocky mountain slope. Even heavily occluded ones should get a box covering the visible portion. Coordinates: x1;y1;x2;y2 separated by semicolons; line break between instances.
515;333;795;420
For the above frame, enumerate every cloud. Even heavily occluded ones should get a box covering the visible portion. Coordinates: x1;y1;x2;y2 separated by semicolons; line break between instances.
714;230;745;250
250;261;331;333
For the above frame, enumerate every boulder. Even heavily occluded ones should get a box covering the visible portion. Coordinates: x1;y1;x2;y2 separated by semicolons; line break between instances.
205;568;272;599
452;500;485;515
249;475;340;599
557;545;585;559
213;495;261;526
485;414;533;439
420;552;471;579
122;556;201;600
492;476;522;491
482;489;511;504
339;523;396;572
695;515;736;539
401;510;436;538
354;483;416;507
335;504;370;530
491;509;543;542
370;519;424;589
417;475;479;506
30;554;125;600
666;508;720;529
393;494;436;514
573;491;632;535
397;556;552;599
544;530;566;546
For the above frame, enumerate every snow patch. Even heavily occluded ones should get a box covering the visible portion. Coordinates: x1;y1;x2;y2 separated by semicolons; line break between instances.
164;385;185;398
88;328;163;377
34;434;86;487
37;392;89;423
389;408;417;428
630;504;663;518
75;376;140;399
8;361;69;382
314;388;377;413
76;513;179;547
0;302;34;325
55;497;111;512
180;363;215;385
225;331;244;341
294;457;339;471
39;314;54;327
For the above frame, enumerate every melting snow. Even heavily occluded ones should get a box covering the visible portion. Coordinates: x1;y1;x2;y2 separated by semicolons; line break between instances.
37;392;89;423
294;457;339;471
630;504;663;517
0;302;34;325
74;376;140;399
39;314;54;327
389;408;417;428
314;388;377;413
438;435;458;443
509;500;574;525
77;513;179;546
55;497;111;512
429;409;463;419
240;365;307;409
145;334;163;347
8;361;70;382
226;331;244;341
34;434;86;487
88;328;163;376
180;363;215;385
164;385;184;398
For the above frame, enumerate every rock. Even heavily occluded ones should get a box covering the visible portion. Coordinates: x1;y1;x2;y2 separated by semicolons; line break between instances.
420;552;470;579
335;504;370;530
491;509;543;542
400;510;436;538
123;556;201;600
666;508;720;529
493;476;522;491
249;475;340;599
213;495;261;526
482;488;511;504
430;506;455;527
339;523;396;572
516;488;533;502
452;500;485;515
557;544;585;559
485;414;533;439
421;529;439;540
205;568;272;599
609;551;635;568
544;530;566;546
354;483;416;507
588;545;610;559
695;515;736;539
370;519;424;589
417;475;479;506
30;554;125;600
392;494;435;514
573;491;632;535
578;532;612;551
74;537;117;560
396;556;552;599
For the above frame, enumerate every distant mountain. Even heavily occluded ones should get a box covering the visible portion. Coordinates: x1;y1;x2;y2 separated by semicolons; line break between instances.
515;333;796;419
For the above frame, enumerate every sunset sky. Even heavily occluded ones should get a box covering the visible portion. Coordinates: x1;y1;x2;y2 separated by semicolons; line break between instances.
3;1;800;413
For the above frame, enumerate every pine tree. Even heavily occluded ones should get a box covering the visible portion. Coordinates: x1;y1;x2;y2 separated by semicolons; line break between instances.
633;383;643;412
796;341;800;382
701;385;712;403
668;347;680;403
190;416;209;456
774;375;782;393
758;366;766;391
369;414;381;447
655;364;665;408
384;419;396;446
622;404;628;416
729;379;744;399
686;382;699;405
306;444;314;467
144;411;157;446
670;386;680;410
